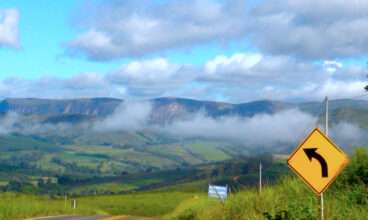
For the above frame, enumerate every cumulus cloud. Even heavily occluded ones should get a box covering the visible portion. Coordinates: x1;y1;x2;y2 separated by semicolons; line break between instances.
108;58;194;86
204;53;263;76
108;58;196;97
66;0;368;60
111;58;182;84
94;101;152;132
1;53;367;102
59;1;368;101
315;80;367;99
0;8;19;48
202;53;320;84
249;0;368;59
197;52;368;101
67;0;248;60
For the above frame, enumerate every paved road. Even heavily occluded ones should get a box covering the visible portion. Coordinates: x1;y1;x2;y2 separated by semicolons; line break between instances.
27;216;107;220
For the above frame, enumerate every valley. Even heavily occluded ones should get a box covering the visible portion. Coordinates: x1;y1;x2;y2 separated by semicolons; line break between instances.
0;97;367;195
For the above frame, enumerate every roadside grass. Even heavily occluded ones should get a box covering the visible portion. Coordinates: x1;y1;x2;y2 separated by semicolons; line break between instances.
0;193;92;220
165;177;368;220
78;192;196;217
0;192;194;220
1;177;367;220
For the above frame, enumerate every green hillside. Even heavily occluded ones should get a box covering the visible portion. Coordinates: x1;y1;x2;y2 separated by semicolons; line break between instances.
0;148;367;220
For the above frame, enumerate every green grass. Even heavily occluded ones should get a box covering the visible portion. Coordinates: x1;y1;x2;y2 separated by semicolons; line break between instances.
154;180;208;193
185;142;230;162
1;175;367;220
65;145;178;170
0;134;240;178
78;192;194;217
70;182;138;194
0;192;194;220
0;135;58;152
35;154;66;173
0;193;92;220
166;177;368;220
147;144;203;165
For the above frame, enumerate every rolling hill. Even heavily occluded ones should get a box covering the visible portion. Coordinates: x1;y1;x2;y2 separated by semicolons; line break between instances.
0;97;367;194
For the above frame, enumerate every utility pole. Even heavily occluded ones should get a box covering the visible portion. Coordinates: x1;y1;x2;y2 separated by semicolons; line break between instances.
259;161;262;194
321;96;328;220
325;96;329;137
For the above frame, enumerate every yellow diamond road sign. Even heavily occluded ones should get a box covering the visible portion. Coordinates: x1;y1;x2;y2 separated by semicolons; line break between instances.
288;128;349;195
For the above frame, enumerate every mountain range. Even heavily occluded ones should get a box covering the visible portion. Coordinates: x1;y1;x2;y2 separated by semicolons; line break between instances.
1;97;368;125
0;97;367;187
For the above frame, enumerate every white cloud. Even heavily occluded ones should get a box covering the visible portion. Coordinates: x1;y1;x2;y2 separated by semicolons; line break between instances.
94;101;152;131
317;80;366;99
204;53;263;75
114;58;181;84
66;0;368;61
161;109;317;147
67;0;248;60
249;0;368;59
0;8;19;48
323;60;343;73
68;30;118;60
330;122;365;148
202;52;321;83
64;72;107;89
108;58;196;97
0;52;367;102
0;112;19;135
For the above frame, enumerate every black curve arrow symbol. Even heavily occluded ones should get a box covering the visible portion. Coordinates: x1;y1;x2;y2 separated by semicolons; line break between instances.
303;148;328;178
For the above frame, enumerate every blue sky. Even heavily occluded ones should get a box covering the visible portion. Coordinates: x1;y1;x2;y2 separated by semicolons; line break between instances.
0;0;251;79
0;0;121;79
0;0;367;102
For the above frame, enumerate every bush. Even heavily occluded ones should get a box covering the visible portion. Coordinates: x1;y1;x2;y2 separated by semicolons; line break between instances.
337;147;368;187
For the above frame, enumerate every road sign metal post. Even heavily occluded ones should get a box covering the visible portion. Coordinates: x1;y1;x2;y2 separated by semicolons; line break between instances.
288;96;349;220
320;96;328;220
